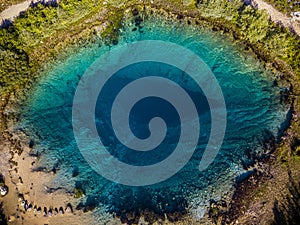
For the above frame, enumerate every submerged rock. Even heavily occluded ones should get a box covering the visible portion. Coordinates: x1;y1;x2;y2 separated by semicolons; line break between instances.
84;196;97;212
29;139;35;148
236;169;256;183
132;8;139;16
75;202;85;211
72;166;79;177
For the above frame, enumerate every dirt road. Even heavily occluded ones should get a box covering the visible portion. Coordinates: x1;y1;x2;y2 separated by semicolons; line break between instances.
253;0;300;35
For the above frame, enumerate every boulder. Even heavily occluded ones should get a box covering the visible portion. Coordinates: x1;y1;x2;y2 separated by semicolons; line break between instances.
65;203;73;213
0;185;8;197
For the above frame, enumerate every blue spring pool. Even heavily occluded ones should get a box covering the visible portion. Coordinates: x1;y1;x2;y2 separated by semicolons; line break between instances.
18;11;290;223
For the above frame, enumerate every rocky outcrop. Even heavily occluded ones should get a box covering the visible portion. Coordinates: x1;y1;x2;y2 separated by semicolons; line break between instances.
0;186;8;197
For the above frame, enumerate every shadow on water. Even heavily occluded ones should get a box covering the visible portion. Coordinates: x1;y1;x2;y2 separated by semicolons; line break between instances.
73;179;189;224
102;187;188;224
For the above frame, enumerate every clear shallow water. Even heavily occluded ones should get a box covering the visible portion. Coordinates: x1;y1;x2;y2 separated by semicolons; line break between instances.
19;12;289;222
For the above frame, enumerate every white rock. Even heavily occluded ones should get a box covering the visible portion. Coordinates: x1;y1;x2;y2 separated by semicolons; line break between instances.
0;185;8;196
65;206;72;213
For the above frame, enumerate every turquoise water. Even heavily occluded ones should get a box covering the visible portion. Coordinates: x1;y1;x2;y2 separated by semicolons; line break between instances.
19;12;290;222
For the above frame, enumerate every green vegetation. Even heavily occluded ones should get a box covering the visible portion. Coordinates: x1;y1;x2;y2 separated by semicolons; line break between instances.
0;0;104;99
74;187;84;198
197;0;300;75
0;0;299;103
100;8;125;45
263;0;300;14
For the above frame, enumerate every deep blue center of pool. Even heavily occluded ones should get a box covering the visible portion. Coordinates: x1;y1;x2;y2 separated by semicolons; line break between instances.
95;61;210;166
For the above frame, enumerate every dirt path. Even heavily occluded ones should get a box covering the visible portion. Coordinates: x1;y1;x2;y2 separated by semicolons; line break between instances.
0;0;33;21
1;0;300;36
253;0;300;35
0;0;55;21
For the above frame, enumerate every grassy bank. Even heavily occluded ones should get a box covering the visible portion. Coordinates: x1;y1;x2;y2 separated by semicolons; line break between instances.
1;0;299;100
196;0;300;76
0;0;103;93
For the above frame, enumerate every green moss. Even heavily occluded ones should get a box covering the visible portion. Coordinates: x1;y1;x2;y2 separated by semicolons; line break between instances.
74;188;84;198
0;0;105;98
100;8;125;45
197;0;300;76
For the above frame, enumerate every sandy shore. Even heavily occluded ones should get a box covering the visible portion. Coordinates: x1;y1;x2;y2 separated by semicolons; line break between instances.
0;133;115;225
0;89;115;224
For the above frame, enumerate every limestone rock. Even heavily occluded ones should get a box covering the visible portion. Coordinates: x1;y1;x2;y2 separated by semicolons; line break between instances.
0;185;8;197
